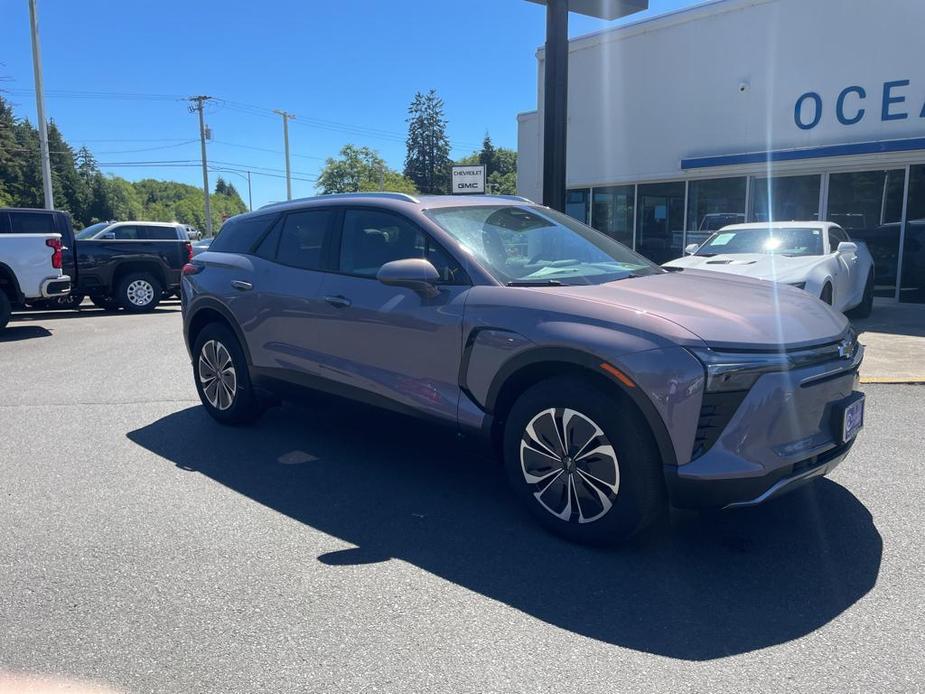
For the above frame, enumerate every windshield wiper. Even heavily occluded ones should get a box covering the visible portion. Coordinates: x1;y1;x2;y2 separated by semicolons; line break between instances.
507;279;563;287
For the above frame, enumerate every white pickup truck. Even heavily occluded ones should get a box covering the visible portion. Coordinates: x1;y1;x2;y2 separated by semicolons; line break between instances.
0;233;72;329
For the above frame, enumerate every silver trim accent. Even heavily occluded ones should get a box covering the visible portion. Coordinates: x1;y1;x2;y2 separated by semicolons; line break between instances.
259;192;419;209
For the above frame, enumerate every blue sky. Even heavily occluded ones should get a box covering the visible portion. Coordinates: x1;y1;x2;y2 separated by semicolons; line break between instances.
3;0;696;208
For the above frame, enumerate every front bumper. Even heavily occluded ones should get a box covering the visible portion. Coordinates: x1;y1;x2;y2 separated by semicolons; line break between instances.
665;344;863;509
40;275;71;298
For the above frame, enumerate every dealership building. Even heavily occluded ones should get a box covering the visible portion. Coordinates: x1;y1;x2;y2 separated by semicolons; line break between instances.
517;0;925;303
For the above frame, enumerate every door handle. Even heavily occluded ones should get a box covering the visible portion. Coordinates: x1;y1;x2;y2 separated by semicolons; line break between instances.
324;294;351;308
231;280;253;291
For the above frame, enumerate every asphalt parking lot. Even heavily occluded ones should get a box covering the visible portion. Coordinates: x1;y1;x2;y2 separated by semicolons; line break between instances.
1;305;923;693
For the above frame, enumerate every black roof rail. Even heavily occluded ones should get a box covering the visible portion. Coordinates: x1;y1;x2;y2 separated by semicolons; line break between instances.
259;191;419;210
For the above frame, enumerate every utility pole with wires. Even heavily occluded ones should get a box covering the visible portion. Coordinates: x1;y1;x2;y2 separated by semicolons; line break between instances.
273;109;295;200
28;0;54;210
188;95;214;235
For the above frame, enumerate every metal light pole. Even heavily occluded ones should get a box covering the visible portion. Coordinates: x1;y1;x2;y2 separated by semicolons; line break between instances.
525;1;649;211
273;110;295;200
28;0;54;210
189;96;213;236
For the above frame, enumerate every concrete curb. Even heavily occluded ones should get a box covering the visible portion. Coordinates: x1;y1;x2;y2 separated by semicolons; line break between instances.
860;377;925;385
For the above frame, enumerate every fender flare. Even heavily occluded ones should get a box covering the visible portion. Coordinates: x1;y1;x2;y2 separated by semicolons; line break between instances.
185;296;254;366
482;346;678;467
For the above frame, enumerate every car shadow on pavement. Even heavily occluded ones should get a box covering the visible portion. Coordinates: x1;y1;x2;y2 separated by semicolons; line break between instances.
0;325;52;341
127;399;882;661
11;306;180;322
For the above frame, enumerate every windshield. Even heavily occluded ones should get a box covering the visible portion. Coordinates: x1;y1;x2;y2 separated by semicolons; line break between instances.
76;221;111;239
424;205;662;285
695;227;824;257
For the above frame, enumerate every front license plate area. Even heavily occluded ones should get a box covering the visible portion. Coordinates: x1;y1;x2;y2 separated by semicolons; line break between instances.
840;394;865;443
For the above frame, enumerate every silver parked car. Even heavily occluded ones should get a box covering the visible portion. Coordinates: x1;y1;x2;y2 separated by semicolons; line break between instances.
181;193;865;544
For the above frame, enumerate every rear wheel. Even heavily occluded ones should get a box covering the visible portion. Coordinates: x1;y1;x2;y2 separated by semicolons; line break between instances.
0;291;11;329
820;282;834;306
848;272;874;319
192;322;261;425
117;273;162;313
502;376;666;545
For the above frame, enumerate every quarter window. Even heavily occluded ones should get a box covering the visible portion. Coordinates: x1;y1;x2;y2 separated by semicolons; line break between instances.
209;214;277;254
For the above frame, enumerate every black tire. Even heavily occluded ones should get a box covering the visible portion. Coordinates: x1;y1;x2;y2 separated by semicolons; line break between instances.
0;291;11;330
192;322;261;425
847;272;874;319
91;295;119;312
502;376;666;546
820;282;834;306
117;272;162;313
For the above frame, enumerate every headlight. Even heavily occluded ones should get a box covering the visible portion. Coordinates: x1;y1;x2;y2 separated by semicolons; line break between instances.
688;347;791;392
788;282;807;290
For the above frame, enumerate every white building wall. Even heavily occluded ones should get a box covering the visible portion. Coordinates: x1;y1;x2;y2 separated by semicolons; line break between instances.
518;0;925;192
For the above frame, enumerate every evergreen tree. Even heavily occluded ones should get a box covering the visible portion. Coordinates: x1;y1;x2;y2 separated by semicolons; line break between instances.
403;89;451;194
47;120;84;219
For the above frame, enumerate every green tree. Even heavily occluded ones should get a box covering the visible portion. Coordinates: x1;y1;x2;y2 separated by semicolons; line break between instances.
317;144;417;195
404;89;451;194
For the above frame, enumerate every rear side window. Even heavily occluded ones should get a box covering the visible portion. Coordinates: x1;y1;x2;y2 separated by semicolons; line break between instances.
139;225;179;240
276;209;336;270
111;225;140;240
209;214;277;254
9;211;56;234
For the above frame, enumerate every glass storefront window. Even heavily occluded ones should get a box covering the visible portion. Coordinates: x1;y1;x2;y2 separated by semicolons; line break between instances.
636;181;685;263
827;169;905;298
749;175;820;223
565;189;590;225
901;165;925;303
686;177;747;247
591;185;634;247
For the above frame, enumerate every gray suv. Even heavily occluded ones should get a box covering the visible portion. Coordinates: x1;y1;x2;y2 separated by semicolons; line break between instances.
181;193;865;544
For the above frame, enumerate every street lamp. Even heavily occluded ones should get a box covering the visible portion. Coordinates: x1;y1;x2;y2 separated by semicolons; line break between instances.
525;0;648;212
209;167;253;213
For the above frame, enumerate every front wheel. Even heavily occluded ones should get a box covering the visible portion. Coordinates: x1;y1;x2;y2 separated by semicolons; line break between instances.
820;282;834;306
192;323;261;425
117;273;162;313
502;377;666;545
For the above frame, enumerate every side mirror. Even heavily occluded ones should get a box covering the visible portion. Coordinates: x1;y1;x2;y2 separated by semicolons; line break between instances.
684;243;700;255
377;258;441;298
837;241;858;254
99;232;116;240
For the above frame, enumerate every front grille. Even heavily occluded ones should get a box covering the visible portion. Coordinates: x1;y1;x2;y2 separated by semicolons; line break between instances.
691;390;748;460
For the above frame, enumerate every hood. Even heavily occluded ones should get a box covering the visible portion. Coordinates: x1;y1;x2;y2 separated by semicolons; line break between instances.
534;270;848;350
663;253;820;283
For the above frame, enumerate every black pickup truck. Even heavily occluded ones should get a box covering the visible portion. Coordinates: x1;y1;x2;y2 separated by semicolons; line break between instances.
1;208;192;312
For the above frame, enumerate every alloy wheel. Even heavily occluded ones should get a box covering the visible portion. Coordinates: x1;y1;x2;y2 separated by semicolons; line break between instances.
198;339;237;411
520;408;620;524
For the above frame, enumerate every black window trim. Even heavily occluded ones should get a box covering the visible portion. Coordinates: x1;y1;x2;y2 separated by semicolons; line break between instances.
330;205;472;286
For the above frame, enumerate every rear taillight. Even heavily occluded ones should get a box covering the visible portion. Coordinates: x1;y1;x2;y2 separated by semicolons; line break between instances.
182;263;203;276
184;241;193;263
45;238;62;269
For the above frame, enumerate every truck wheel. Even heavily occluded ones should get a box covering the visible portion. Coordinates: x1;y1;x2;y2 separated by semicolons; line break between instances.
192;322;261;425
502;376;666;546
91;296;119;312
0;291;11;329
820;283;834;306
117;273;162;313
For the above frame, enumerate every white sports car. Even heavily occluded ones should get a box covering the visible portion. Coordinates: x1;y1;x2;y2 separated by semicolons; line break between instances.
663;221;875;317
